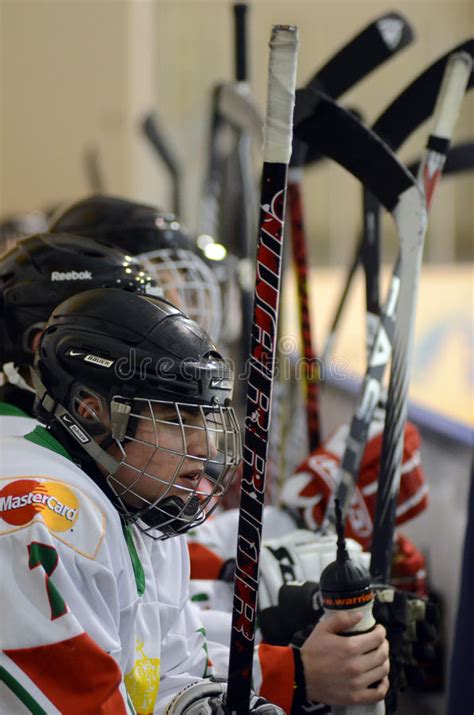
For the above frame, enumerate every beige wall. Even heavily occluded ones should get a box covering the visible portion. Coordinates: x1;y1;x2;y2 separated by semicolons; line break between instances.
0;0;160;215
1;0;473;261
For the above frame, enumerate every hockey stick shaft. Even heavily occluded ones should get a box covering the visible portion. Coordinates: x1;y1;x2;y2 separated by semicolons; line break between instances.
370;51;472;583
361;188;382;358
408;140;474;177
142;113;182;216
83;146;106;193
233;3;248;81
199;85;226;238
226;25;298;714
288;172;321;450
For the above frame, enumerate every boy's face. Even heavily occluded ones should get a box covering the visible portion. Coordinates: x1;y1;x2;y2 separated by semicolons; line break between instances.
110;403;217;505
104;400;239;532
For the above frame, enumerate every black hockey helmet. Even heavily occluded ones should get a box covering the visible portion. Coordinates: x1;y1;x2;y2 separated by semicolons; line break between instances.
49;195;222;342
33;288;241;538
0;232;160;368
49;194;190;254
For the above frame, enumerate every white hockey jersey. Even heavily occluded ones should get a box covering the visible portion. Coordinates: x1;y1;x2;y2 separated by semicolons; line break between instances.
0;427;214;715
0;400;37;439
0;427;304;714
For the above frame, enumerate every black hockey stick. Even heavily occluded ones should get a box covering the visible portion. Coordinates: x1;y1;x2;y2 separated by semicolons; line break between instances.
322;38;474;366
314;54;471;536
199;84;228;240
359;38;474;353
303;12;414;100
141;112;182;217
370;52;472;583
226;25;298;714
287;175;322;451
287;12;414;450
233;2;247;81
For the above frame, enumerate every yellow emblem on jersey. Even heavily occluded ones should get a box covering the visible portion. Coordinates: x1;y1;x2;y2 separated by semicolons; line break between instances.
125;640;160;715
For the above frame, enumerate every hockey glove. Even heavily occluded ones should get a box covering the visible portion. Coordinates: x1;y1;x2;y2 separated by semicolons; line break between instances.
372;586;440;714
165;681;286;715
280;417;427;550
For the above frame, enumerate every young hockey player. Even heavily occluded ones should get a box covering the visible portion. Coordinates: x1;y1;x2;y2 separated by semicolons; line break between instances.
49;195;223;344
0;288;390;713
0;231;159;438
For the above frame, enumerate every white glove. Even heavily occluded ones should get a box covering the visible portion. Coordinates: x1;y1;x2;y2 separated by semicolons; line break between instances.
259;529;370;609
166;681;285;715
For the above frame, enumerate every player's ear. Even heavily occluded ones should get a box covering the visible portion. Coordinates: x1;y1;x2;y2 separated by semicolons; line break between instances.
75;393;105;423
30;329;43;354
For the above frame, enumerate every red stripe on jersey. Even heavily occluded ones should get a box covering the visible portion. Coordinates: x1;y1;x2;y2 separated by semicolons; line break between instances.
188;542;225;579
5;632;127;714
258;644;295;713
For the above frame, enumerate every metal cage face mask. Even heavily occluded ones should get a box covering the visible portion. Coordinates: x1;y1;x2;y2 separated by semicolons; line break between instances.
106;397;242;539
137;249;222;343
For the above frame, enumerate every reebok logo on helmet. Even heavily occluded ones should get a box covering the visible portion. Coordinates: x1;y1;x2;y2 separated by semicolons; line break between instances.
51;270;93;281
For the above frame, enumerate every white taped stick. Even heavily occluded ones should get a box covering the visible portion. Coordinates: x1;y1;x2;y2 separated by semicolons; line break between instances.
431;51;472;139
263;25;299;164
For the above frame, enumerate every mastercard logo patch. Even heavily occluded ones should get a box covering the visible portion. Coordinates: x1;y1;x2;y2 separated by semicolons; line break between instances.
0;479;79;532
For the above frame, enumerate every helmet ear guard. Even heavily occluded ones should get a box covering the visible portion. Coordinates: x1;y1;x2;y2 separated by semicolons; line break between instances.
70;386;109;437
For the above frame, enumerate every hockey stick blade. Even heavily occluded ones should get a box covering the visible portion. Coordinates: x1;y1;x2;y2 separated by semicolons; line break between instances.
305;11;414;98
293;90;415;211
226;25;298;715
370;51;472;584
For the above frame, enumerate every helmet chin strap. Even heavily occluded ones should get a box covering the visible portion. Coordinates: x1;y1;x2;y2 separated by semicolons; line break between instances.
137;494;202;535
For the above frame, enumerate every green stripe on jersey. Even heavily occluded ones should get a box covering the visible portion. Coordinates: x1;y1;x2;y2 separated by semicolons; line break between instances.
24;426;72;461
0;401;29;418
0;666;48;714
123;525;146;597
